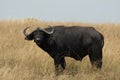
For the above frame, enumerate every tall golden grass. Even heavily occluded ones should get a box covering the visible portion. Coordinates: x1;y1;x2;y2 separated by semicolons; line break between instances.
0;18;120;80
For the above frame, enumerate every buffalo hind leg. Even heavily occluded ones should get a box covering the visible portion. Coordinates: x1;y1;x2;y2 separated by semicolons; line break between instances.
89;48;102;69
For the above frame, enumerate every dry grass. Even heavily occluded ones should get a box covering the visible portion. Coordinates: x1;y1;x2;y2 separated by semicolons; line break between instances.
0;18;120;80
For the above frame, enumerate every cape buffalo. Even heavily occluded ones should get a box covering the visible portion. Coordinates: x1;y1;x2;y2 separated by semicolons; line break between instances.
23;26;104;75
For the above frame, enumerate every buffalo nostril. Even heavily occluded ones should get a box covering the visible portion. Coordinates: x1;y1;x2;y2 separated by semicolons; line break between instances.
36;38;40;41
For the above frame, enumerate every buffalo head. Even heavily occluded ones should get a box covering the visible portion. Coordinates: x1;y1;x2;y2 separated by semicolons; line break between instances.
23;26;54;44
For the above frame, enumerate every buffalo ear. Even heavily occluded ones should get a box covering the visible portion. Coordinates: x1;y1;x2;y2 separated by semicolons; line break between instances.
25;33;34;40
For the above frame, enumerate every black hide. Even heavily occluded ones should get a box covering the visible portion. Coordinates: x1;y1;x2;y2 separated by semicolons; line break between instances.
24;26;104;75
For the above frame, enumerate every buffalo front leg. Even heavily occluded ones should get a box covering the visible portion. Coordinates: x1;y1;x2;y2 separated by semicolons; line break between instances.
54;58;60;75
54;56;66;75
60;57;66;70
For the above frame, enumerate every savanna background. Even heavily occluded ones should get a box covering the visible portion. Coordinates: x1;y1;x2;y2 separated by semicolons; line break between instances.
0;19;120;80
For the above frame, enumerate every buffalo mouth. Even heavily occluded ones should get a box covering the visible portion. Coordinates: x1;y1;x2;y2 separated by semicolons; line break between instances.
36;42;41;45
34;40;41;45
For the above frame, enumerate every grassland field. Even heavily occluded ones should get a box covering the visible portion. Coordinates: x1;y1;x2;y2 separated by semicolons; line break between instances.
0;18;120;80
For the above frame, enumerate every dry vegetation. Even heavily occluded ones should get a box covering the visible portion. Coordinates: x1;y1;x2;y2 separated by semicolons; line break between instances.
0;18;120;80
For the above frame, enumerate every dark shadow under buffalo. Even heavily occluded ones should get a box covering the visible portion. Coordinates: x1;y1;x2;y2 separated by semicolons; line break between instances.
23;26;104;75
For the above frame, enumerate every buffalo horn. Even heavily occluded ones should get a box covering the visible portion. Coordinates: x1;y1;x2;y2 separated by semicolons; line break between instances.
23;27;29;36
42;26;54;34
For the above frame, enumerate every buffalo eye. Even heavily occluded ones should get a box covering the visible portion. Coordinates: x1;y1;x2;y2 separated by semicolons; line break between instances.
25;33;34;40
